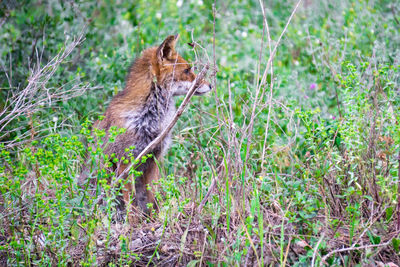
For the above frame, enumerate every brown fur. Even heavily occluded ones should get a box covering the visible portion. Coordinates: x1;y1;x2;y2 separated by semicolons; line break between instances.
81;35;211;221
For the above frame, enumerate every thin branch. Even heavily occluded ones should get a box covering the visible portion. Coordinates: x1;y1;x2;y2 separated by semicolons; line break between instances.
321;235;398;263
132;65;209;170
397;149;400;230
391;5;400;25
0;11;9;28
311;233;325;267
245;0;302;164
260;0;274;169
0;30;87;133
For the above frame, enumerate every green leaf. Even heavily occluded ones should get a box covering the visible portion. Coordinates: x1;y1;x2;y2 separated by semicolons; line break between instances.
386;207;394;221
366;231;381;245
392;238;400;253
187;260;200;267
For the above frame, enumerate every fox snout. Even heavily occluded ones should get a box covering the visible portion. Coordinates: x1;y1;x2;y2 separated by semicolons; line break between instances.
171;79;212;96
155;34;212;97
195;81;212;95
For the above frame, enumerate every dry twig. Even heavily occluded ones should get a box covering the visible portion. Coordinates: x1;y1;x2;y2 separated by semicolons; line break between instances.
0;29;99;148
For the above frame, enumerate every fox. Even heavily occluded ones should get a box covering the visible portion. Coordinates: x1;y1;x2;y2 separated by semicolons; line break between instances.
81;34;211;218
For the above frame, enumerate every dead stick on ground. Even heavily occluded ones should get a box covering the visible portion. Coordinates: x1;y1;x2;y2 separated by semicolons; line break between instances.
321;233;399;264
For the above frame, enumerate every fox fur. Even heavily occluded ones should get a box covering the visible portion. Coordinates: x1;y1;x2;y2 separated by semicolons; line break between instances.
81;34;211;217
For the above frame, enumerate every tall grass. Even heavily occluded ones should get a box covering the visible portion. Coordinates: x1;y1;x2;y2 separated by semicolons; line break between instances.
1;0;400;265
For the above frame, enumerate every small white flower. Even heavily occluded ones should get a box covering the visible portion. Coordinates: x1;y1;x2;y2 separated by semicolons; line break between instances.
220;56;227;66
177;0;183;7
198;0;203;5
241;31;248;38
52;117;58;122
156;12;162;19
120;20;129;27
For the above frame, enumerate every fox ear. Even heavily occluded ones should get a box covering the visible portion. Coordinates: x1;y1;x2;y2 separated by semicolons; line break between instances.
157;34;179;62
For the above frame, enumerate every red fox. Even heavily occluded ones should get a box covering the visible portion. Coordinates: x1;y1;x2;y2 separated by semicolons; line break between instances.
83;34;211;218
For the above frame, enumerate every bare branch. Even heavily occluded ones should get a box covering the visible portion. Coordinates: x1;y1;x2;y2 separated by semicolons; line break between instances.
0;30;89;143
245;0;302;165
321;233;399;264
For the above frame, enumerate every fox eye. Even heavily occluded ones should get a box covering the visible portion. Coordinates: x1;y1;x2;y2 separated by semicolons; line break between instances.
184;68;191;74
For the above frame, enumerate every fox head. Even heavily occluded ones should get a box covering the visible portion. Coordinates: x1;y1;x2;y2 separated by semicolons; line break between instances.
153;34;212;96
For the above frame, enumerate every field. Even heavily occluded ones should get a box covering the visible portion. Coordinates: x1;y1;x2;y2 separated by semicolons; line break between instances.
1;0;400;266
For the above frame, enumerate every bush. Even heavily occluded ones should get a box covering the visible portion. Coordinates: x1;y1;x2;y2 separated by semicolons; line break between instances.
1;0;400;265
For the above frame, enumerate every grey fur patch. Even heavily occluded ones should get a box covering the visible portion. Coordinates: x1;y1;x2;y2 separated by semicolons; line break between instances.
105;83;175;161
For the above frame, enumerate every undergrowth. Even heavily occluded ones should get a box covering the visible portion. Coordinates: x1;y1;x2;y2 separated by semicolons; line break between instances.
1;0;400;266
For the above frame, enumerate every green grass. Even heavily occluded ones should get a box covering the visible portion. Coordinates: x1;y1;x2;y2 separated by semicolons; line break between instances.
1;0;400;266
